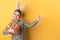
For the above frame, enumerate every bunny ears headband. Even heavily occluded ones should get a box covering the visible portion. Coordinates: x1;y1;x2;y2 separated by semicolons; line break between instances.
16;1;26;11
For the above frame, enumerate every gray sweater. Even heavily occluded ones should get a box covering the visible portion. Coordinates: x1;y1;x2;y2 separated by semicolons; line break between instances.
3;20;39;40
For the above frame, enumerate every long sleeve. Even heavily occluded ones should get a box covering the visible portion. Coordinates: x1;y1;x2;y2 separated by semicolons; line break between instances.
3;29;10;35
23;19;39;28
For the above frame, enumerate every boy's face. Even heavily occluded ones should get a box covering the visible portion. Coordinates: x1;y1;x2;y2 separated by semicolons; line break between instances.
12;11;20;21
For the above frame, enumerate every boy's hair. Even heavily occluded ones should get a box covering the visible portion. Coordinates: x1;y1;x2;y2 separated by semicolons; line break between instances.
14;9;21;17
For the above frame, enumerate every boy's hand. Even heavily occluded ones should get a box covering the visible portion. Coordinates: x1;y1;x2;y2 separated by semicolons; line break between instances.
37;16;42;21
8;28;14;34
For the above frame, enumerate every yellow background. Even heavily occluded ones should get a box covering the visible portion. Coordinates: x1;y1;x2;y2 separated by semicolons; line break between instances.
0;0;60;40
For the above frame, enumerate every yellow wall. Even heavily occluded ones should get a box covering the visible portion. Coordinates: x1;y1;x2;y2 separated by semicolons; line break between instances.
0;0;60;40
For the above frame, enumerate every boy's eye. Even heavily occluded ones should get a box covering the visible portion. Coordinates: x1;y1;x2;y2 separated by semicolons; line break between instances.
17;15;20;16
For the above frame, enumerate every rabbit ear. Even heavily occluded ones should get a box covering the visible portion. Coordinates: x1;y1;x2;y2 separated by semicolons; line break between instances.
20;4;26;11
16;1;20;9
